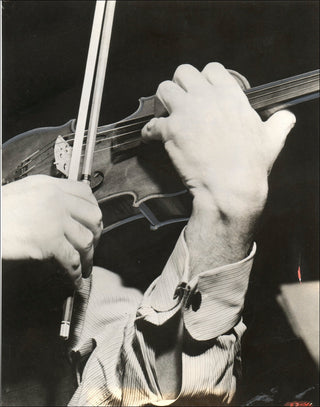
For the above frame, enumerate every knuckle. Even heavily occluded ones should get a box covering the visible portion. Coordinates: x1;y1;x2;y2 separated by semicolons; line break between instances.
204;61;226;74
202;62;226;77
70;251;81;269
156;117;169;138
69;179;92;197
167;117;182;138
82;231;94;252
173;63;193;80
157;80;173;96
82;183;93;196
77;182;92;198
92;205;103;226
56;239;80;266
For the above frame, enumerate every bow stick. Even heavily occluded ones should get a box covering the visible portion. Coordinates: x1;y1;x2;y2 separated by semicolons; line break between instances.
60;0;116;340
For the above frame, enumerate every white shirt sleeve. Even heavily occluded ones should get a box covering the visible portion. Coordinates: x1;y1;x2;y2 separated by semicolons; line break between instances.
68;228;256;406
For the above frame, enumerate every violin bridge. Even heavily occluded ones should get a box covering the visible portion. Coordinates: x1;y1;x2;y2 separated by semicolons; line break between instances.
54;135;73;177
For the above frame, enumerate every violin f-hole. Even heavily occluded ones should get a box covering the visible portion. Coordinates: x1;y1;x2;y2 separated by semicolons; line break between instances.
91;171;105;192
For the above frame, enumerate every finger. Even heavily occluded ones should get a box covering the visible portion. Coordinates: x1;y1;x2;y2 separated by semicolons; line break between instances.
55;178;97;206
156;80;186;113
54;238;83;289
66;194;102;244
27;175;98;206
141;117;168;142
202;62;240;88
264;109;296;167
173;64;208;93
64;218;94;278
227;69;251;91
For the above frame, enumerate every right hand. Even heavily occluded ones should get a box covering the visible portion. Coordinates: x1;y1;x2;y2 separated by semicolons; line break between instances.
2;175;103;289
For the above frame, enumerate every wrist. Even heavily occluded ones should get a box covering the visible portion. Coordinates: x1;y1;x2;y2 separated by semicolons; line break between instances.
191;178;268;223
185;190;262;277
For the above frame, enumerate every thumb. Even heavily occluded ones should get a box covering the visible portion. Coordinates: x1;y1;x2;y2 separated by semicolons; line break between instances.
141;117;168;142
264;109;296;168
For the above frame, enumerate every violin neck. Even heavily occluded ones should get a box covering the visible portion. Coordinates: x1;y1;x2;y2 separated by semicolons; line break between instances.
246;69;319;114
95;69;319;155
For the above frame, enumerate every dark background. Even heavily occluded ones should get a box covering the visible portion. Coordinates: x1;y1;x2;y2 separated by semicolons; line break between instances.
2;1;319;406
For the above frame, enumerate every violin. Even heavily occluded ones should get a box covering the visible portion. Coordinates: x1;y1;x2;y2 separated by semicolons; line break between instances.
2;69;319;235
2;2;319;404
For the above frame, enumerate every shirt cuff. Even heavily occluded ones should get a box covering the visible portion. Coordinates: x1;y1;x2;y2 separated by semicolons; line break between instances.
137;227;256;341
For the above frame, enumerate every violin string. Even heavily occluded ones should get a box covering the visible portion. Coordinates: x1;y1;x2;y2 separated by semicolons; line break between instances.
18;131;144;176
247;77;319;101
21;72;319;157
35;117;150;158
63;117;152;141
22;77;320;175
251;90;319;109
63;119;149;144
16;71;319;172
19;118;150;168
79;136;142;157
248;82;319;105
246;72;319;98
37;73;318;161
247;70;319;94
20;128;144;172
33;71;320;155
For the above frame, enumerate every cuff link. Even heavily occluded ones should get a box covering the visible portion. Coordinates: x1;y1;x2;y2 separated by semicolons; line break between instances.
173;282;202;311
187;290;202;312
173;282;191;303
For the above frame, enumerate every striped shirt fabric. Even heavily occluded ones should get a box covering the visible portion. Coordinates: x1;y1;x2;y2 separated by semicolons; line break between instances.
68;229;256;406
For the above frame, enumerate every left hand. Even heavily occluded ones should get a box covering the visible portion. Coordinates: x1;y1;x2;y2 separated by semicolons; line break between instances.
142;63;296;220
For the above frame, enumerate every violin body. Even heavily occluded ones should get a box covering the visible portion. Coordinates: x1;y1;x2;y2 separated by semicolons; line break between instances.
2;96;193;234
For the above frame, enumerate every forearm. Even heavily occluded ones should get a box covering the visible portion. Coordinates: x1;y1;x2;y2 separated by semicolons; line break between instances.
155;200;252;398
186;190;264;279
